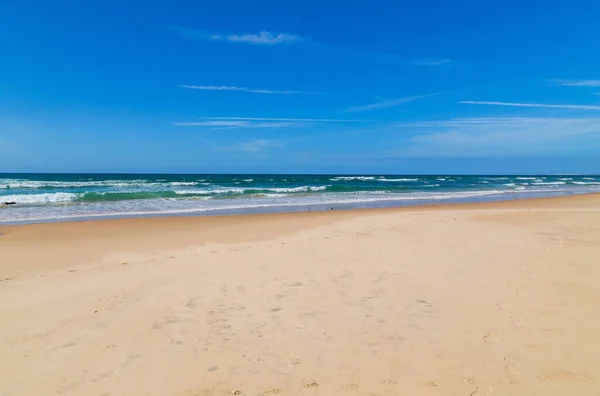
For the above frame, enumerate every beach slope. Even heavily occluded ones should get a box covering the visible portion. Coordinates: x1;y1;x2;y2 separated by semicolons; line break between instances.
1;194;599;395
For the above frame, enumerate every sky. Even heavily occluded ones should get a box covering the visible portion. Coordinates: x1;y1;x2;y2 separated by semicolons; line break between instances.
1;0;600;174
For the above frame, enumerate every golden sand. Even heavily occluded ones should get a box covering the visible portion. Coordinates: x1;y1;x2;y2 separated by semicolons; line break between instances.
1;194;599;395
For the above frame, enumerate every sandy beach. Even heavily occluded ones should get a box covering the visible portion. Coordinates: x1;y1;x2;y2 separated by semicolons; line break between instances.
1;194;599;396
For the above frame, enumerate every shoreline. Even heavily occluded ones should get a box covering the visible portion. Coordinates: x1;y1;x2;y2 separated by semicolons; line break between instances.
3;173;600;226
1;188;597;227
1;192;599;277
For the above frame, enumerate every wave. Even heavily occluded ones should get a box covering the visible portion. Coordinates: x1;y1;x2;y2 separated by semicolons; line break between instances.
168;182;200;186
0;192;80;204
0;179;200;189
1;185;334;205
330;176;421;182
0;188;539;224
329;176;378;181
532;181;566;186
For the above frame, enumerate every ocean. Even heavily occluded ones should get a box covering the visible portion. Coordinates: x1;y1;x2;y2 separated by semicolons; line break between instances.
1;173;599;224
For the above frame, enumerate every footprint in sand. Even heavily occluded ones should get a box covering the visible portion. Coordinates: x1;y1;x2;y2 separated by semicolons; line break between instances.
539;370;593;382
263;389;281;395
516;289;529;297
504;358;522;376
469;384;494;395
303;382;320;388
342;383;359;389
483;331;500;344
511;316;526;328
518;264;529;272
381;379;398;385
496;302;509;309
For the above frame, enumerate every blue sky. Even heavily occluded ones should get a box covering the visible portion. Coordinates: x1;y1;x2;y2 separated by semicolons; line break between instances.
1;0;600;174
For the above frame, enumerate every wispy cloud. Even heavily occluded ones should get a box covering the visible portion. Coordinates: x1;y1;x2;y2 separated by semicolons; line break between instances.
167;26;302;45
220;139;284;152
226;31;300;45
178;85;321;95
167;26;453;67
406;58;452;66
551;79;600;87
202;117;371;122
173;116;370;129
346;92;443;112
460;101;600;110
372;53;453;67
388;117;600;157
174;121;300;128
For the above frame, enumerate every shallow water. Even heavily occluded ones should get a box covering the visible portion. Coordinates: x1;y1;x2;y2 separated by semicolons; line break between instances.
1;173;599;224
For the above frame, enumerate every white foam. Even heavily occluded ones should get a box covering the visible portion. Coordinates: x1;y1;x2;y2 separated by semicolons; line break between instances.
169;182;198;186
0;179;200;189
330;176;377;181
532;182;566;186
0;192;80;204
174;185;329;195
378;178;419;182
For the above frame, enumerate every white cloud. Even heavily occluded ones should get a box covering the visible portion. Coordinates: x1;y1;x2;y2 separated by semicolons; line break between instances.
167;26;302;46
173;121;300;128
178;85;319;95
389;117;600;157
552;80;600;87
174;117;371;128
229;139;283;152
346;92;442;112
203;117;370;122
407;58;452;66
226;31;300;45
460;101;600;110
373;53;453;67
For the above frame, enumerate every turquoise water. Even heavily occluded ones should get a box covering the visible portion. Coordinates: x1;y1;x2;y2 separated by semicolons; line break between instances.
1;173;599;224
